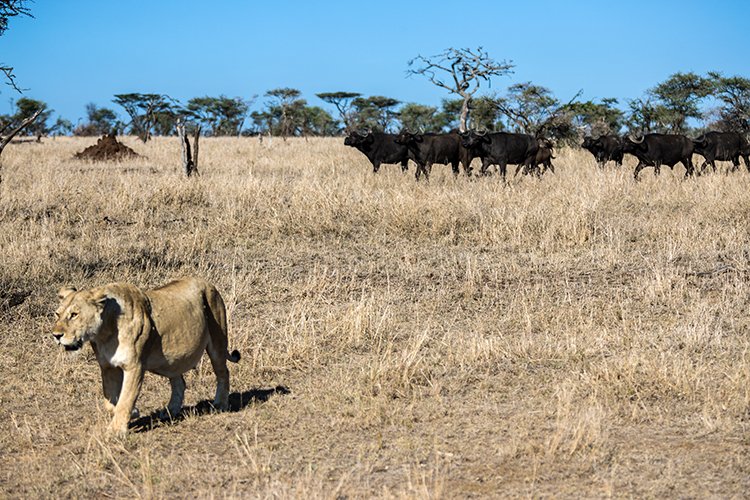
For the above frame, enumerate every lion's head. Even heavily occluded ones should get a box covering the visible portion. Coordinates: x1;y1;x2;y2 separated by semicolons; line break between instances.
52;287;111;351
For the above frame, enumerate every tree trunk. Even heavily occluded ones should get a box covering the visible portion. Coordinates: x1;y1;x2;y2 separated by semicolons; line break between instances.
0;108;44;187
177;122;200;177
192;125;201;172
459;95;470;132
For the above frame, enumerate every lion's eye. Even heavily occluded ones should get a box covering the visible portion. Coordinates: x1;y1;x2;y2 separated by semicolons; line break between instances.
69;311;78;320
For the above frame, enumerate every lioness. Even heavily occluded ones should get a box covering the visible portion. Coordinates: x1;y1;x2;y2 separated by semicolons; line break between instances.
52;277;241;436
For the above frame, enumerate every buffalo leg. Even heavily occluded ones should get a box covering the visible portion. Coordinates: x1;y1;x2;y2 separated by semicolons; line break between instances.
498;160;508;183
633;162;646;180
400;159;409;173
686;157;695;177
451;160;460;177
372;161;381;173
730;157;740;173
480;159;491;176
462;156;473;177
699;159;710;174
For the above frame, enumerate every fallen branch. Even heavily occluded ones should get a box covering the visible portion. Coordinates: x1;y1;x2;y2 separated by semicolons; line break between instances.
684;264;736;278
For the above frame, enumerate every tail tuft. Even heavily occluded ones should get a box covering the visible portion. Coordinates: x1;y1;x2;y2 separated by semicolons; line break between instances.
227;349;241;363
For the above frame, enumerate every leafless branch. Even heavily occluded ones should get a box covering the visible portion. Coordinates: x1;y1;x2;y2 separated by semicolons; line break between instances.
407;47;514;131
0;106;41;154
1;64;23;92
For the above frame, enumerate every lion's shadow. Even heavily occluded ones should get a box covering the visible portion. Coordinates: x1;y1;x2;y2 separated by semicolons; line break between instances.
128;385;291;433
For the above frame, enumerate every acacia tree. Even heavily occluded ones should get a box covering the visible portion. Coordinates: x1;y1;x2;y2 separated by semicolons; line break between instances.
74;103;121;136
567;98;624;136
300;106;337;136
10;97;51;138
265;88;304;137
316;92;360;131
495;83;581;142
626;98;671;134
407;47;514;131
186;95;251;136
351;96;400;131
708;72;750;133
648;72;712;133
50;117;73;136
398;103;451;132
113;93;174;142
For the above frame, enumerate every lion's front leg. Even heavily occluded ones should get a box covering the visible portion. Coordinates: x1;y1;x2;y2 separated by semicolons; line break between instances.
107;367;143;437
100;365;123;414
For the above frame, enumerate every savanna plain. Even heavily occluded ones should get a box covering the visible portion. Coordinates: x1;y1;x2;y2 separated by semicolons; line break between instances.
0;136;749;498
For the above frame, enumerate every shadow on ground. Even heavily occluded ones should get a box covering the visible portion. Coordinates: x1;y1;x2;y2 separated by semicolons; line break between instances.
129;385;291;433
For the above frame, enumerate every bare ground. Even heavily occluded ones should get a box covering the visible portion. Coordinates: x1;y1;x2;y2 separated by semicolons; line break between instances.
0;136;748;498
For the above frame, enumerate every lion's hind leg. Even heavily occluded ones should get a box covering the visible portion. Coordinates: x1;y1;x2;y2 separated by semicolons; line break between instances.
206;340;231;411
203;285;239;411
166;375;185;418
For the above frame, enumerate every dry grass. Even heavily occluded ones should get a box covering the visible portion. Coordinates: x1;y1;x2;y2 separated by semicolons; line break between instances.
0;136;749;498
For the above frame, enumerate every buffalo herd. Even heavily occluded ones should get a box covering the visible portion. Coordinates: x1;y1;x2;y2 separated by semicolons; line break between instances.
346;129;750;181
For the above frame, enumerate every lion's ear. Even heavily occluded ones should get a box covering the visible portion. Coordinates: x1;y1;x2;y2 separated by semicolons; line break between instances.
90;290;120;315
58;286;77;300
90;290;110;309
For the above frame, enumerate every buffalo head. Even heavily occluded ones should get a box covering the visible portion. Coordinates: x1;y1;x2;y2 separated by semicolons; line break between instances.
395;129;423;146
582;136;598;151
344;129;373;147
692;134;709;151
621;134;646;153
459;129;489;149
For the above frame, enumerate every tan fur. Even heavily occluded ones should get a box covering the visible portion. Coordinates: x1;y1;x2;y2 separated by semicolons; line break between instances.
52;277;240;436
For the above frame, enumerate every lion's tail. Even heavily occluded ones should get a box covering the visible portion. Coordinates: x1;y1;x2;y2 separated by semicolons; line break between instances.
227;349;241;363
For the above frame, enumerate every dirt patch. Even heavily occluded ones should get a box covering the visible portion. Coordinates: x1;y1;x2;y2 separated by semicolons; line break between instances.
74;134;140;161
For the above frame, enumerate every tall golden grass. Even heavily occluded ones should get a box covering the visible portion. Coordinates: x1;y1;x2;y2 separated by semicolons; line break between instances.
0;136;748;497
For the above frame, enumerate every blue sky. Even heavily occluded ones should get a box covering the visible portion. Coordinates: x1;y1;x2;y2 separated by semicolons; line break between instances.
2;0;748;123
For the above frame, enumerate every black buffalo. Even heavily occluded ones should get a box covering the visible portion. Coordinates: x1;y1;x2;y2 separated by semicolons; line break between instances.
522;138;555;177
621;134;695;180
394;130;473;180
692;131;750;173
344;130;410;173
581;135;624;168
458;130;539;181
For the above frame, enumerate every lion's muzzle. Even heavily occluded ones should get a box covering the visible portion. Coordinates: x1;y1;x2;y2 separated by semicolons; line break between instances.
63;339;83;351
53;331;83;351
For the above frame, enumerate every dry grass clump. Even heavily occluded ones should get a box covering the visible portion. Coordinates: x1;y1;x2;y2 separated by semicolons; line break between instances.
0;136;749;497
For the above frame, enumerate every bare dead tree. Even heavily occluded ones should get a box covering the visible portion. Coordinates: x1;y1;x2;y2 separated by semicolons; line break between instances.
0;107;42;185
407;47;514;132
177;121;201;177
